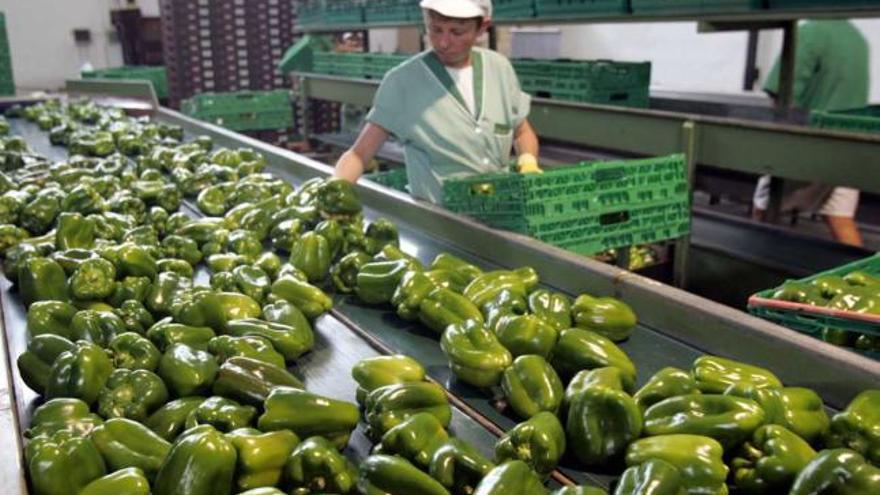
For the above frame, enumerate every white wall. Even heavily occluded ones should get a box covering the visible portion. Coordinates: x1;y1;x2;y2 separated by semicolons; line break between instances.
0;0;131;92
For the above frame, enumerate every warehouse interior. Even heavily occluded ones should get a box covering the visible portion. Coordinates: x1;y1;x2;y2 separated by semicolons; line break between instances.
0;1;878;494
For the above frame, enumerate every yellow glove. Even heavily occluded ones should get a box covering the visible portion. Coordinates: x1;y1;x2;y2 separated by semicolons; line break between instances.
517;153;543;174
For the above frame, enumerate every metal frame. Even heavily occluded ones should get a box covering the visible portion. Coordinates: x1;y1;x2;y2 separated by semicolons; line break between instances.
159;107;880;409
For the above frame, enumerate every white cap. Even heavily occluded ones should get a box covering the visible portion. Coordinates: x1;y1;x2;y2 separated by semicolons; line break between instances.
419;0;492;19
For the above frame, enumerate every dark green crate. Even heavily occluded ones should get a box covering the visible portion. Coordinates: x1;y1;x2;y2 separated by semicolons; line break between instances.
496;0;537;19
194;111;294;132
364;0;421;22
536;0;628;17
768;0;880;9
299;0;364;26
365;168;409;192
748;253;880;360
81;66;168;99
631;0;765;14
811;106;880;135
181;90;291;116
513;59;651;88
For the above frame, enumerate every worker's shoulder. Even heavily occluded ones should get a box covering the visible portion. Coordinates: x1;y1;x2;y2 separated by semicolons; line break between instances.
474;47;515;71
801;19;865;41
382;51;432;82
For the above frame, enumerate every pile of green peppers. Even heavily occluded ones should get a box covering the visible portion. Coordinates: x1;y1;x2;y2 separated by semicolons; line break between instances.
5;99;878;495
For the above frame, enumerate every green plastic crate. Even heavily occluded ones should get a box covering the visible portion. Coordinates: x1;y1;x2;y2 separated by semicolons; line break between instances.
444;154;691;255
768;0;879;9
631;0;765;14
811;106;880;135
748;254;880;360
364;0;421;23
536;0;628;17
496;0;537;19
181;90;291;117
514;59;651;107
81;66;168;99
366;168;409;192
313;52;367;78
191;110;294;132
298;0;364;26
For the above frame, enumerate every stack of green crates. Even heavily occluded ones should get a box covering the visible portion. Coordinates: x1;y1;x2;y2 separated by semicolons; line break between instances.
513;59;651;107
535;0;628;18
364;0;422;23
630;0;765;14
443;154;691;255
0;13;14;96
181;90;294;132
363;53;409;79
299;0;364;27
811;106;880;135
81;66;168;100
365;168;409;192
495;0;537;19
748;254;880;360
767;0;879;9
312;52;408;80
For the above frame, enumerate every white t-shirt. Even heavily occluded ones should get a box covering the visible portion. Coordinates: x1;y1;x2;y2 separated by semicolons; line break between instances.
445;65;476;116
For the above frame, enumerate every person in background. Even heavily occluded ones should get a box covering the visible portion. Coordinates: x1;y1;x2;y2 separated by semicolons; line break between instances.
753;20;869;247
334;32;371;137
333;0;541;204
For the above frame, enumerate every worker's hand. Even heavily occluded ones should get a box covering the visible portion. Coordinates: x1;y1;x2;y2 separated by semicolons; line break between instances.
517;153;543;174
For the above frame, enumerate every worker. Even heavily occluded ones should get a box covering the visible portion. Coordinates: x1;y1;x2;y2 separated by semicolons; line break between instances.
333;0;541;204
752;20;869;247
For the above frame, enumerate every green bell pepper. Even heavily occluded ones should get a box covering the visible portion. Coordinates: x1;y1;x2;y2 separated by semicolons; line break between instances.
227;229;263;261
291;231;331;283
70;309;126;347
152;424;238;495
551;328;637;390
212;356;305;407
429;253;483;286
17;334;76;394
97;368;170;421
102;243;158;280
330;250;372;293
46;339;114;406
440;319;513;388
691;355;782;395
565;367;643;467
255;252;282;280
357;455;450;495
145;397;207;441
429;438;495;495
230;265;271;304
351;354;426;404
161;234;203;267
208;334;286;368
356;259;411;305
643;394;765;449
26;300;78;340
157;343;219;397
365;381;452;440
312;219;343;258
633;367;701;414
463;268;538;309
55;212;96;250
197;182;231;216
226;427;299;491
172;289;262;330
270;218;303;253
185;396;257;432
613;459;683;495
146;317;216;352
731;424;817;494
789;448;880;495
571;294;637;342
25;430;107;495
825;390;880;465
285;435;358;495
472;460;546;495
257;386;360;450
735;386;830;446
20;191;62;235
364;218;399;255
419;286;484;334
376;411;450;468
262;298;312;331
25;397;104;439
109;276;152;308
391;269;440;320
224;317;314;362
501;354;564;419
157;258;194;278
270;275;333;319
625;434;728;495
79;467;151;495
495;411;565;477
528;289;572;331
495;314;558;358
19;256;70;307
316;178;362;216
113;299;155;335
89;418;172;479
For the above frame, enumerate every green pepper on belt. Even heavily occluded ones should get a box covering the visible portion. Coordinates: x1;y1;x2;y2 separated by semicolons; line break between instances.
528;289;572;331
357;455;450;495
79;467;151;495
19;256;70;307
495;411;565;477
441;319;512;388
571;294;637;342
429;253;483;287
351;354;426;404
212;356;304;407
463;268;538;309
270;275;333;319
25;429;107;495
633;367;701;414
355;259;411;305
316;177;362;216
495;314;558;358
46;340;114;406
172;289;262;331
89;418;172;480
731;424;817;494
185;396;257;432
501;354;564;419
364;381;452;439
224;317;314;362
392;270;440;321
258;386;360;450
25;398;104;439
146;317;216;352
157;343;219;397
643;394;765;449
625;434;728;495
113;299;155;335
97;368;169;422
824;390;880;465
70;309;126;347
734;386;830;446
145;397;207;441
17;334;76;394
208;334;286;368
419;286;484;334
226;427;299;492
55;212;96;250
330;250;372;293
291;231;331;283
375;412;450;468
285;435;358;494
152;424;238;495
613;459;682;495
364;218;400;255
789;448;880;495
472;460;546;495
26;300;78;340
551;328;637;390
429;438;495;495
691;355;782;395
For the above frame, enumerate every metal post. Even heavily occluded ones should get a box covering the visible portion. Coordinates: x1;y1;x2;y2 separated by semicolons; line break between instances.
674;121;698;289
776;20;798;120
765;177;785;223
489;26;497;50
743;30;760;91
298;76;312;140
362;30;370;52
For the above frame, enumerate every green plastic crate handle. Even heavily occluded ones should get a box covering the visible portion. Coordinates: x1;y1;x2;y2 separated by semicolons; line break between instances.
599;210;630;226
469;183;496;196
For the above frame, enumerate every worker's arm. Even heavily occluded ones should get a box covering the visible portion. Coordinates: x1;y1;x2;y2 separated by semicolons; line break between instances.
334;122;390;183
513;119;541;173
